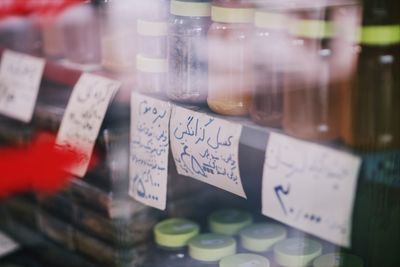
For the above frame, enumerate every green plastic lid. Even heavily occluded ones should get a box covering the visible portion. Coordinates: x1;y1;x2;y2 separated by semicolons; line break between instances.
313;253;363;267
209;209;253;236
240;223;287;252
220;253;270;267
154;218;200;248
189;233;236;262
273;238;322;267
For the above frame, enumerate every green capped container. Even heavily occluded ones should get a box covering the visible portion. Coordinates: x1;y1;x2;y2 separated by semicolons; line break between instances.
188;233;236;262
273;238;322;267
209;209;253;236
313;253;363;267
154;218;200;248
240;223;287;252
219;253;270;267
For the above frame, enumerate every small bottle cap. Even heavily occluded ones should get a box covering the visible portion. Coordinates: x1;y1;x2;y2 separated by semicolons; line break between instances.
360;25;400;46
154;218;200;248
273;238;322;267
220;253;270;267
189;233;236;262
211;6;254;24
254;11;287;30
209;209;253;236
290;19;333;39
313;253;364;267
170;0;211;17
239;223;287;252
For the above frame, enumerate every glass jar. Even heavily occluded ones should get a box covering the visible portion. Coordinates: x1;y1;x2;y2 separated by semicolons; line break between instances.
167;0;212;104
59;3;101;69
239;223;287;256
250;7;290;127
207;0;254;116
208;209;253;236
313;253;364;267
137;0;169;58
282;5;341;141
188;233;237;266
219;253;271;267
136;54;168;96
146;218;200;267
38;15;65;59
273;238;322;267
341;0;400;151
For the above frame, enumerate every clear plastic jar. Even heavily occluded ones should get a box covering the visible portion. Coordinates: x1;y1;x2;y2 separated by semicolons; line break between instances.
250;7;290;127
146;218;200;267
207;0;254;116
282;5;341;141
136;54;168;96
60;3;101;69
273;238;322;267
167;0;212;104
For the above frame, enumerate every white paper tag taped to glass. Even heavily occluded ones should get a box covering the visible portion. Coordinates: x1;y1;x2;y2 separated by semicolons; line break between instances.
0;50;45;122
170;106;246;198
0;230;19;257
56;73;120;177
129;93;171;210
262;132;361;247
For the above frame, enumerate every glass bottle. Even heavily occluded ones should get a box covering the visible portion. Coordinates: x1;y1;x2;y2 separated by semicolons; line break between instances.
239;223;287;257
219;253;271;267
250;5;290;127
207;0;255;116
341;0;400;151
136;54;168;96
188;233;236;266
145;218;200;267
208;209;253;236
167;0;212;104
282;4;341;141
59;2;101;69
273;237;322;267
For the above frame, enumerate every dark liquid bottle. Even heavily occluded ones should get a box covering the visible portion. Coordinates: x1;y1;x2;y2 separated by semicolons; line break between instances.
342;0;400;151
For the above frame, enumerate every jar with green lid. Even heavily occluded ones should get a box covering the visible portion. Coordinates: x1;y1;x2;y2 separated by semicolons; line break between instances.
219;253;271;267
313;253;363;267
239;223;287;255
188;233;237;266
341;0;400;151
145;218;200;267
250;3;291;127
283;3;342;141
209;209;253;236
273;237;322;267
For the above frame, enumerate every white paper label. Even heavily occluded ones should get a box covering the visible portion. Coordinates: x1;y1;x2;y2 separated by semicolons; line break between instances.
56;73;120;177
129;93;171;210
170;106;246;198
262;133;361;247
0;50;45;122
0;231;19;257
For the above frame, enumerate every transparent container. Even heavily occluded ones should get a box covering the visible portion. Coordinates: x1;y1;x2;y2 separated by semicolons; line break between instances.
188;233;237;266
37;15;64;59
136;54;168;96
167;0;212;104
273;237;322;267
207;0;255;116
250;7;290;127
282;5;341;141
208;209;253;236
60;3;101;69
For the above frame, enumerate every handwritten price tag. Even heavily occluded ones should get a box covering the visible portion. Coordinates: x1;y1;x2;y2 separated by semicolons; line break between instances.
262;133;361;247
170;106;246;198
56;73;120;177
129;93;171;210
0;230;19;257
0;50;45;122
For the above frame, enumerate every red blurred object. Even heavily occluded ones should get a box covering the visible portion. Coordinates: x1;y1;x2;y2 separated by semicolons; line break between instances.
0;0;85;19
0;132;98;198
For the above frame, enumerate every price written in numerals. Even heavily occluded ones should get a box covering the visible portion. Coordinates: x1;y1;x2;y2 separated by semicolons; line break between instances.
170;106;246;198
56;73;120;177
129;93;171;210
262;133;361;247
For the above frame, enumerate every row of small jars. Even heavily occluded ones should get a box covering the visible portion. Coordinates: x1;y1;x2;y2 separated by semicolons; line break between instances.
144;208;364;267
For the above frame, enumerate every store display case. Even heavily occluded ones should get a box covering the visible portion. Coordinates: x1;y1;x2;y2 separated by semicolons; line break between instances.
0;0;399;267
